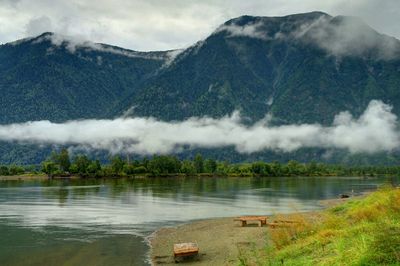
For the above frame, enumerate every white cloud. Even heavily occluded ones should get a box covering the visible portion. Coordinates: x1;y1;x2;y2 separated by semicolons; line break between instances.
215;21;268;40
25;15;53;36
0;100;398;155
31;33;169;61
0;0;400;51
294;15;400;59
218;14;400;60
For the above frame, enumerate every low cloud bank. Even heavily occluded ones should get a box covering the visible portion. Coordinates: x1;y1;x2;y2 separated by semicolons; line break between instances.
216;21;268;40
0;100;398;155
28;33;173;62
293;15;400;59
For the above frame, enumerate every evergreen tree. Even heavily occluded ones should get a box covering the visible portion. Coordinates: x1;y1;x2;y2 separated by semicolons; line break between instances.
204;159;217;173
58;148;71;172
42;161;58;178
74;155;91;175
194;154;204;173
111;156;125;175
181;160;196;175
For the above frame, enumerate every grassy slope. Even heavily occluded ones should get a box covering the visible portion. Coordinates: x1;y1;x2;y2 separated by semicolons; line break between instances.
246;188;400;265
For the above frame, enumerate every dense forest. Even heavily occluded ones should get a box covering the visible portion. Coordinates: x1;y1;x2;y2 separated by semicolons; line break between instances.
1;149;400;178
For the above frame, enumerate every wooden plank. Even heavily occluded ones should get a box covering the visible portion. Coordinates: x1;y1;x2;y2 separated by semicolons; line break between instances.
236;216;268;221
173;243;199;258
174;251;199;258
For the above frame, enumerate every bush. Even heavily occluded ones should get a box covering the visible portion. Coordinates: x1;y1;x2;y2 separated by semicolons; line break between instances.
0;166;9;176
132;166;147;174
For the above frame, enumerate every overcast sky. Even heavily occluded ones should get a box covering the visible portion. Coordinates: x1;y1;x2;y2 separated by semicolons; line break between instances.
0;0;399;51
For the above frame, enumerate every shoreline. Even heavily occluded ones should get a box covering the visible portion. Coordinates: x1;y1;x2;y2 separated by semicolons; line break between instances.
0;174;47;181
0;174;387;182
148;195;365;265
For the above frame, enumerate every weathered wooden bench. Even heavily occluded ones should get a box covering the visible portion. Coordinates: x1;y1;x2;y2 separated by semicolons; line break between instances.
173;242;199;262
234;216;268;227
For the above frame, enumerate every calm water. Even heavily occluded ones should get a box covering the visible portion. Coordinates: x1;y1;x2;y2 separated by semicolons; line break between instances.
0;176;398;266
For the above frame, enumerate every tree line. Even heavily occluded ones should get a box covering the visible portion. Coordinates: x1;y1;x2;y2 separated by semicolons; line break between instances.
1;148;400;178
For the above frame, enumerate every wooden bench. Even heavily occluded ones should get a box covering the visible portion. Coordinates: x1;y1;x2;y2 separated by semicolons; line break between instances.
234;216;268;227
173;242;199;262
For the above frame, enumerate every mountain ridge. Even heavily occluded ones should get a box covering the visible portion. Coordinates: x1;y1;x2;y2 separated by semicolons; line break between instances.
1;11;400;164
115;12;400;124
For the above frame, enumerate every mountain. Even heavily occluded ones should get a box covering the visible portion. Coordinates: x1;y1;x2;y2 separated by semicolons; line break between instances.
118;12;400;125
1;12;400;164
0;32;173;123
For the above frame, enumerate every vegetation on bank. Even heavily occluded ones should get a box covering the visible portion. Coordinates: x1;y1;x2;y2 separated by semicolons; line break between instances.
2;149;400;178
240;188;400;265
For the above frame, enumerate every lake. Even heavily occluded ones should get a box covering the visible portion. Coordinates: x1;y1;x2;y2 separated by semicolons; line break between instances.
0;176;397;265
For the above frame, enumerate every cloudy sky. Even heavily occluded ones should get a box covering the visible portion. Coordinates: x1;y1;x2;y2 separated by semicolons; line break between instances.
0;0;399;51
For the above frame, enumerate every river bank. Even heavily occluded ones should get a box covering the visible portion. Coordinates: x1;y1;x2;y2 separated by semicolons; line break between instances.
149;188;399;265
0;174;47;181
149;196;355;265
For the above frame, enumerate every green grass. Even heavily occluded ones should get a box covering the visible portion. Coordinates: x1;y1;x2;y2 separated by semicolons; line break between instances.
250;187;400;266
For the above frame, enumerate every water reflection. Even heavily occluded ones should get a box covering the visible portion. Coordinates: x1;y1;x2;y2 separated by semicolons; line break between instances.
0;176;398;266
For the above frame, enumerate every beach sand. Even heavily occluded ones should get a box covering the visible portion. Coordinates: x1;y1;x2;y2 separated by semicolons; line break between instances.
149;196;361;265
150;217;270;265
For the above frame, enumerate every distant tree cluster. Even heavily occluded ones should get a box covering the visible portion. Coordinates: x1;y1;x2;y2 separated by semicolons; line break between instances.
38;150;400;178
0;165;25;176
2;149;400;178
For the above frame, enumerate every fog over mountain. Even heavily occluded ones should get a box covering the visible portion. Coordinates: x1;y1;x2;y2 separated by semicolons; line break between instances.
0;100;398;155
1;12;400;164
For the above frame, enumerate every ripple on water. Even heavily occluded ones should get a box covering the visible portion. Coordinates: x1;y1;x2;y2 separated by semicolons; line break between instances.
0;176;398;265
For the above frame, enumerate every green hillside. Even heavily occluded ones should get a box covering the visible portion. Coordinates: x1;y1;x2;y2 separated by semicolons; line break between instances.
0;32;167;123
1;12;400;164
121;12;400;124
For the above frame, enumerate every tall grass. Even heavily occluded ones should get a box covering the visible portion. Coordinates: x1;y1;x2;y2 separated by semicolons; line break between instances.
249;187;400;265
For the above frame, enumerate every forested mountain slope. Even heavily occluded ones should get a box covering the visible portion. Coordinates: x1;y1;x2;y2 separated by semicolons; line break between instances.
119;12;400;125
0;32;170;123
1;12;400;164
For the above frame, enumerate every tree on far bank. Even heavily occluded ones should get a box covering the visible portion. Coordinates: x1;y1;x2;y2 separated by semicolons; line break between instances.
111;156;125;175
204;159;217;173
58;148;71;172
42;161;58;178
0;166;9;176
87;160;102;176
74;155;91;175
181;160;196;175
49;148;71;173
194;154;204;173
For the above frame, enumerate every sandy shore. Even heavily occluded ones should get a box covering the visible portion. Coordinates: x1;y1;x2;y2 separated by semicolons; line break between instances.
149;196;362;265
149;213;326;265
0;174;48;181
0;174;88;181
150;217;270;265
